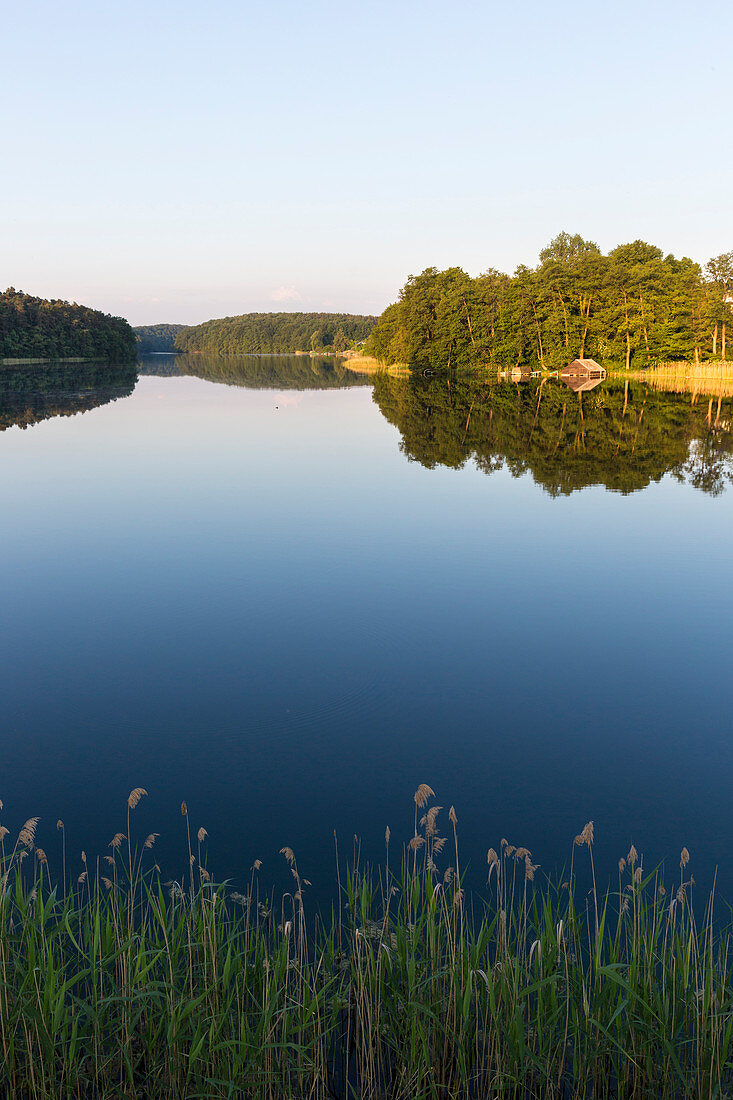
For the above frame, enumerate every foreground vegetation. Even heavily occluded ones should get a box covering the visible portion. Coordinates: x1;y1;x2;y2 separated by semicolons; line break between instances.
0;289;136;362
366;234;733;371
174;312;377;356
1;787;732;1098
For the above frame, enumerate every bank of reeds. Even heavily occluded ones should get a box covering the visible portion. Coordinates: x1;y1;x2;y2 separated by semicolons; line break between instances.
635;361;733;399
1;786;732;1099
343;355;410;375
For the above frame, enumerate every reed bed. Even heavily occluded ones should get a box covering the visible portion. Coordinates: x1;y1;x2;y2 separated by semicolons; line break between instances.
1;787;732;1099
343;355;410;375
632;361;733;399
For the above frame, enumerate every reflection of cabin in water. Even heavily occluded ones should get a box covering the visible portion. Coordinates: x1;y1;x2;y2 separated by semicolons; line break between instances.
560;358;606;393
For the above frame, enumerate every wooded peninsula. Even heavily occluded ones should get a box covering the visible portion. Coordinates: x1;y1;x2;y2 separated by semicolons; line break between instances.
365;233;733;371
0;289;136;362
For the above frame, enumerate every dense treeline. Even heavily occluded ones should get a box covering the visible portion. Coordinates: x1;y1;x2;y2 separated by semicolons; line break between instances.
0;362;137;432
134;324;189;353
174;312;377;355
372;373;733;495
0;289;136;362
367;234;733;370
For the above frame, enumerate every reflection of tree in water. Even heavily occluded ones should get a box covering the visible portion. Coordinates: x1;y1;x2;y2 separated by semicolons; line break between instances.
158;354;370;390
0;363;138;432
372;373;733;496
677;436;733;496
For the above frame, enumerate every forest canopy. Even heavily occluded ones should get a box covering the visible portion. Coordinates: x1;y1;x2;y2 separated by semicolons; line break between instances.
0;289;136;362
174;312;378;355
134;324;189;353
366;234;733;370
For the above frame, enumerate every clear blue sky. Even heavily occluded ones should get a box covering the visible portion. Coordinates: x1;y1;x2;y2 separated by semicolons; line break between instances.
3;0;732;325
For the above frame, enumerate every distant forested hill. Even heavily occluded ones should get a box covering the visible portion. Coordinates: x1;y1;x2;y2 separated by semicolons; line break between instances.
0;289;136;361
174;313;378;355
134;324;189;353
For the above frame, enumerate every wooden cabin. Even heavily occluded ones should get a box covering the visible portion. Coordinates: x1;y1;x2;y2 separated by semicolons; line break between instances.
559;358;606;394
561;358;605;379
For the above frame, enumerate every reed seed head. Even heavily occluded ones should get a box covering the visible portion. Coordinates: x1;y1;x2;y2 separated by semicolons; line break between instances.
181;802;187;816
144;833;159;849
127;788;148;810
56;820;64;830
575;821;594;847
253;859;262;870
18;817;40;849
408;835;425;852
280;847;295;865
109;833;125;850
627;844;638;864
618;858;626;873
197;827;207;843
0;827;9;842
385;826;390;845
680;847;690;867
634;866;642;885
414;783;435;809
81;851;87;863
78;871;87;884
36;848;47;864
487;848;499;866
449;805;457;825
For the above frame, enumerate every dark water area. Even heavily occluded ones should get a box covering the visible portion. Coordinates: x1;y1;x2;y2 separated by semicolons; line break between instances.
1;355;732;908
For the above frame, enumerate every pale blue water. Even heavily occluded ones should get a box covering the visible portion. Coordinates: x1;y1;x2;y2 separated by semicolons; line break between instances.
1;358;732;903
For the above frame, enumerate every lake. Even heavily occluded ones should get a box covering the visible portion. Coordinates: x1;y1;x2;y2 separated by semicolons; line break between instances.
1;355;732;904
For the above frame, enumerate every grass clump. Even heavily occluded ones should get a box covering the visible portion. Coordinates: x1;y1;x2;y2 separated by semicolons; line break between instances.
0;786;732;1098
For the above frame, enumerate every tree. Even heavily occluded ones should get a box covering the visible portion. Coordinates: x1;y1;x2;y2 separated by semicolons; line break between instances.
705;253;733;359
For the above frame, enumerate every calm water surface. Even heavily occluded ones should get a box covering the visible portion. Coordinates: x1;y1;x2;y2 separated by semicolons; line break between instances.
1;357;732;901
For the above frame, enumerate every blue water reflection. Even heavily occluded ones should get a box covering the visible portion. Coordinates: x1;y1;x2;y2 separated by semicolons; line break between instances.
1;359;731;904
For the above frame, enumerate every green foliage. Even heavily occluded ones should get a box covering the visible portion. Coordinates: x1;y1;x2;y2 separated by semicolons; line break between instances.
371;373;733;496
0;289;136;362
175;312;378;355
1;789;732;1098
133;324;189;353
366;234;733;369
